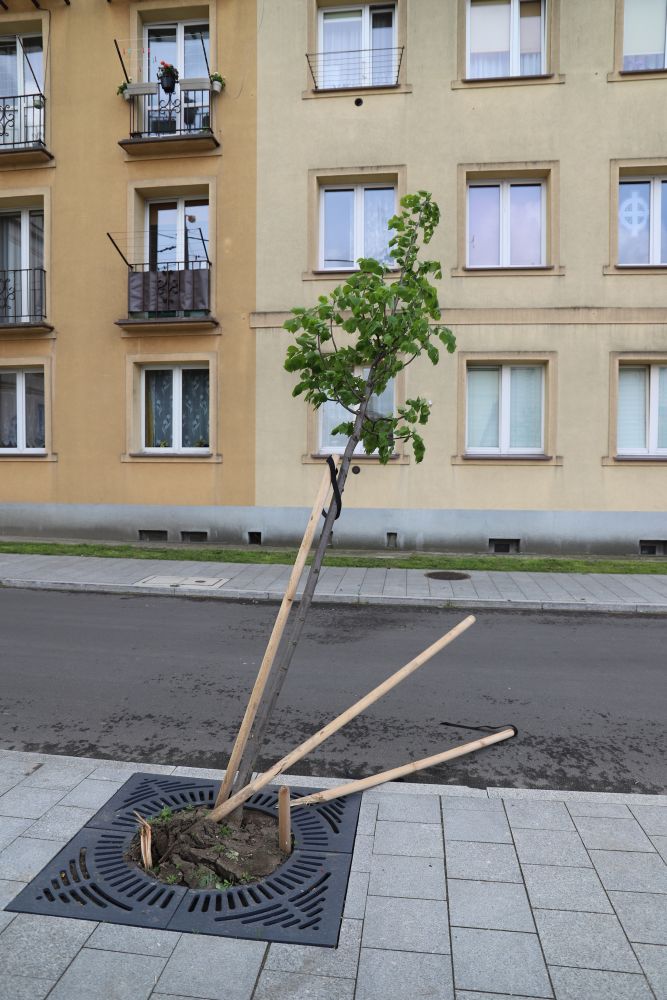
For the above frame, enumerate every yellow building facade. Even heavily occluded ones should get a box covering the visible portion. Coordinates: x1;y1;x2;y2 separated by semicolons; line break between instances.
0;0;666;554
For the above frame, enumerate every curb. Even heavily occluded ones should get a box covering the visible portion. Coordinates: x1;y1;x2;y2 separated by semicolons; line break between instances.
2;575;666;614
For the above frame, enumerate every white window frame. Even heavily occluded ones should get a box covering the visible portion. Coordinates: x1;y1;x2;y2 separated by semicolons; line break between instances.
618;364;667;456
0;33;42;96
319;182;396;270
318;5;397;88
467;178;547;268
618;176;665;266
140;363;210;454
466;363;545;455
623;0;667;71
0;367;45;454
318;367;396;455
143;19;210;81
466;0;547;79
144;196;209;270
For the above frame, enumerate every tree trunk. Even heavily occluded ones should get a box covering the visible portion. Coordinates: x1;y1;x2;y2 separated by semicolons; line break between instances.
228;381;374;799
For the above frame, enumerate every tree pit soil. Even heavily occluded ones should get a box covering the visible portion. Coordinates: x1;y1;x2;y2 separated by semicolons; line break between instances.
125;806;288;890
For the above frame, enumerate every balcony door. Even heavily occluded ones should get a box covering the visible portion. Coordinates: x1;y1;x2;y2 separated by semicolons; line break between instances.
0;36;43;147
144;22;210;134
0;208;44;322
318;6;396;89
147;199;209;272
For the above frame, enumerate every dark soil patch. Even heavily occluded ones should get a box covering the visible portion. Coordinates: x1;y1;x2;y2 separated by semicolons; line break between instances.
125;806;286;890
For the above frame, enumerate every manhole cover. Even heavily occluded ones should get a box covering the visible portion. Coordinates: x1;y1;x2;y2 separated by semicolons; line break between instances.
8;773;360;948
425;571;471;581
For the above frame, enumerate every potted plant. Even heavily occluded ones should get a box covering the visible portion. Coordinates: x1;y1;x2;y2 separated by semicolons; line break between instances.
117;81;131;101
32;93;45;109
157;61;179;94
210;72;225;94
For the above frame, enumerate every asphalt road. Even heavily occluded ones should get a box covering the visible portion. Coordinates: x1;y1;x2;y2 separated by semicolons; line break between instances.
0;589;664;794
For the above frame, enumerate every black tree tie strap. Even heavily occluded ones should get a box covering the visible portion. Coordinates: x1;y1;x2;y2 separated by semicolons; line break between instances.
322;455;342;521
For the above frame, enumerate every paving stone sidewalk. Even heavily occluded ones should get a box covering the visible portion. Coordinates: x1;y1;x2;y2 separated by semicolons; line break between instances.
2;552;667;613
0;750;666;999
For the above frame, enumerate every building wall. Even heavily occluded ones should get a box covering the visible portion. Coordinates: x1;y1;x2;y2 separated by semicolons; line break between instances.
253;0;667;550
0;0;257;512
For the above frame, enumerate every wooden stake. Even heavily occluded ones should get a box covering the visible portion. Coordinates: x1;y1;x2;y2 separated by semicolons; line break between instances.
291;728;517;806
209;615;476;822
134;811;153;870
214;459;340;807
278;786;292;854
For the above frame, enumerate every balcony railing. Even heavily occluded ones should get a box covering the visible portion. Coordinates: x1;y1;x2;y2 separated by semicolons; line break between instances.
306;47;403;90
0;268;46;324
128;263;210;317
0;94;46;150
128;87;212;140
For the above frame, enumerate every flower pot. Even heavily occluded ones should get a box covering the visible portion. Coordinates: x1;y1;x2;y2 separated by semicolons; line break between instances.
160;70;177;94
211;79;223;94
122;89;132;102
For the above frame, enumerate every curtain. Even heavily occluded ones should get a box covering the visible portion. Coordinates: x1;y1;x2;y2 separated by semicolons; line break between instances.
371;9;394;85
509;367;542;449
0;371;16;448
322;10;363;88
509;184;542;266
181;369;209;448
618;367;647;451
0;213;22;321
618;181;651;265
469;0;511;77
519;0;542;74
623;0;666;70
467;368;500;448
145;370;173;447
320;398;349;452
658;367;667;449
364;187;395;263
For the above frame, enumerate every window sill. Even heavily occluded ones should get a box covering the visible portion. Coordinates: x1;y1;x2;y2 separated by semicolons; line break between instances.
608;68;667;83
122;452;222;463
452;73;564;90
0;451;56;461
452;454;561;466
603;265;667;275
302;269;400;282
302;451;409;465
302;83;412;100
602;455;667;466
451;266;564;277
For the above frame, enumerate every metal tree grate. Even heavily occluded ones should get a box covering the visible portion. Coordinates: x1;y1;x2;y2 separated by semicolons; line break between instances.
8;773;361;947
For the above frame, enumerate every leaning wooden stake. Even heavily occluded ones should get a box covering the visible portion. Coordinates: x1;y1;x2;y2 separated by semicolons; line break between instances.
208;615;476;822
214;459;340;807
292;728;517;806
134;811;153;870
278;786;292;854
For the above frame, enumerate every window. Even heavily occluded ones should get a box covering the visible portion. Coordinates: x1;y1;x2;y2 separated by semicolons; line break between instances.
618;364;667;455
147;197;209;270
141;364;210;452
467;0;546;79
618;177;667;265
623;0;667;71
0;34;44;148
320;184;395;269
0;368;45;452
319;371;395;454
145;20;210;133
317;5;397;89
0;207;44;322
466;364;544;454
467;180;545;267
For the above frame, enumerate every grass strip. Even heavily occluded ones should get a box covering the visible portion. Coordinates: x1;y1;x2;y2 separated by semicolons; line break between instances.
0;540;666;574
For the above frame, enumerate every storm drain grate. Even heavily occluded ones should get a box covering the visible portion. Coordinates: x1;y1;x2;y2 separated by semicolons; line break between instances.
8;773;361;947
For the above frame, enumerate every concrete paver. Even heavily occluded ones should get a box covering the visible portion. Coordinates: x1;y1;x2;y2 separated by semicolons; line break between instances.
0;749;664;1000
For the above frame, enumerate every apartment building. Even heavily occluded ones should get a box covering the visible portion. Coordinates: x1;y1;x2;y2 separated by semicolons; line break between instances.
0;0;665;554
253;0;667;554
0;0;256;541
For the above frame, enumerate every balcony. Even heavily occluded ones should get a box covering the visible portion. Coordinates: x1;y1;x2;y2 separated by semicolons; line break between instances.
0;94;52;165
116;262;217;334
306;47;403;91
0;268;51;333
119;82;219;156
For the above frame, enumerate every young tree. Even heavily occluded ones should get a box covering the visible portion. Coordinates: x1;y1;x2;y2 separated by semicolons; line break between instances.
213;191;456;814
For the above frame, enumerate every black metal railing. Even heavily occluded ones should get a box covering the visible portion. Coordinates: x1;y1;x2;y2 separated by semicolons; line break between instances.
129;87;212;139
128;262;210;317
0;268;46;323
0;94;46;150
306;47;403;90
